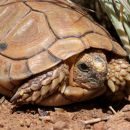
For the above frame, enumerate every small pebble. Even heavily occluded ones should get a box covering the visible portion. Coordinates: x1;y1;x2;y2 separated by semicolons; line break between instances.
38;108;49;117
39;116;53;123
0;96;5;104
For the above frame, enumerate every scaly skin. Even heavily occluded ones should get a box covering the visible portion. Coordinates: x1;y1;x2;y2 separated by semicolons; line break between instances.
11;52;130;106
107;59;130;93
11;64;70;106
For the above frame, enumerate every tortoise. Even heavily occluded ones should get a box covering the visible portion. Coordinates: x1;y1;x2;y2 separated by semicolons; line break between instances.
0;0;130;106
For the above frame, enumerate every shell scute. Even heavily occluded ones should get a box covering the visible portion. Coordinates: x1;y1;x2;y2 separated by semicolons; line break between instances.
0;0;21;5
28;51;61;74
10;60;32;80
112;41;127;56
1;11;56;59
82;33;113;51
0;2;30;41
27;2;96;38
49;38;85;60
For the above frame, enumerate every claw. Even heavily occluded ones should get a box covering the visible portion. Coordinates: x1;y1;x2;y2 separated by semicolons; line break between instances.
32;91;40;101
108;80;117;92
40;85;50;97
21;94;30;101
10;90;23;103
11;87;32;103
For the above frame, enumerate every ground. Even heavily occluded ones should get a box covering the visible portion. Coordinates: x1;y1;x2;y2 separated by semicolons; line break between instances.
0;95;130;130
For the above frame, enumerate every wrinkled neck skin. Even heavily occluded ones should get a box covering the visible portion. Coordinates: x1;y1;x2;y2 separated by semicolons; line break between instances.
67;51;108;91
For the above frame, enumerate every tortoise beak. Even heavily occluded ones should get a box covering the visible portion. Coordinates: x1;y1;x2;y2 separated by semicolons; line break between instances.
81;81;105;90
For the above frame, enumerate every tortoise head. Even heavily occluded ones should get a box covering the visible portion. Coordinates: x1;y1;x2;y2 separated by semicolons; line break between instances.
70;51;108;97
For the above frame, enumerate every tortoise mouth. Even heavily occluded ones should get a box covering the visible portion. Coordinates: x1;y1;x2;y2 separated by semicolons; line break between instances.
79;78;105;90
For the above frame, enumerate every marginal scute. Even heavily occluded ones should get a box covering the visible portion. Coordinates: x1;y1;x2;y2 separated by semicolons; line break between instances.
92;22;110;37
10;60;32;80
0;2;30;41
46;10;95;38
112;41;127;56
28;51;61;74
1;11;56;59
0;55;13;91
49;38;85;60
81;33;113;51
27;2;95;38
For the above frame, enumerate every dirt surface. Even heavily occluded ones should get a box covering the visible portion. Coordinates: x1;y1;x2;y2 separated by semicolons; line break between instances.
0;95;130;130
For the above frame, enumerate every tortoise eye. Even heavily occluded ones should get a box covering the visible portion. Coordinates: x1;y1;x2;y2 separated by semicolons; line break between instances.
77;63;89;72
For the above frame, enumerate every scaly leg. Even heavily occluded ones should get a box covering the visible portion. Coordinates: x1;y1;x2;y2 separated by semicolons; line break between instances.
107;59;130;93
11;64;69;105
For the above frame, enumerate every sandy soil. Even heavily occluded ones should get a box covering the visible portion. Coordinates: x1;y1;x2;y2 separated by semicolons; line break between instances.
0;95;130;130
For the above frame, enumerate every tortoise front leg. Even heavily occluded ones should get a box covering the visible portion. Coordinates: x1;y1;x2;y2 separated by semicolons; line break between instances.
11;62;105;106
11;64;69;105
107;59;130;93
59;85;106;103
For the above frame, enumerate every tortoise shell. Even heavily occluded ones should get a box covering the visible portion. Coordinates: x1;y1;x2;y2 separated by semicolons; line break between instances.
0;0;127;96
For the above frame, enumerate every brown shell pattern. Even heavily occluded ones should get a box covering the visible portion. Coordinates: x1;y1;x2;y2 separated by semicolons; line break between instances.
0;0;127;95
